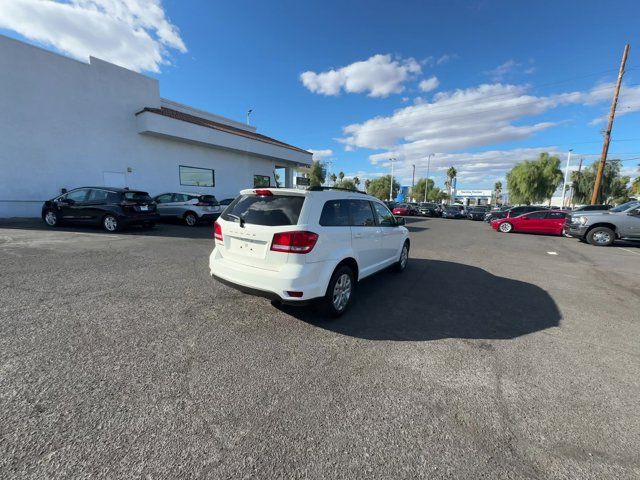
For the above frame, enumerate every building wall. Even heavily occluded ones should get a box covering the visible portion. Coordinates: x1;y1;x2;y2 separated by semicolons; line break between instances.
0;35;303;217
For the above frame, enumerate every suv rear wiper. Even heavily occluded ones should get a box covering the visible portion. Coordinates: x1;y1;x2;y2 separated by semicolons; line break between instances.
227;214;245;227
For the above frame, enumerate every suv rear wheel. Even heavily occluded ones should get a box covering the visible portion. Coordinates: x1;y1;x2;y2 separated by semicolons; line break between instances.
103;214;120;232
184;211;198;226
395;241;409;272
586;226;615;246
320;265;355;317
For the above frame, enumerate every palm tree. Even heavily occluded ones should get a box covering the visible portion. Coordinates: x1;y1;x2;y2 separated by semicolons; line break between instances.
338;171;345;181
353;176;360;188
494;181;502;205
446;166;457;201
364;179;371;192
329;173;337;185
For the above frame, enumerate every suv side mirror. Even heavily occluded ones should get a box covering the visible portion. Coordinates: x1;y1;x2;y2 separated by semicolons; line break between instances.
395;217;405;226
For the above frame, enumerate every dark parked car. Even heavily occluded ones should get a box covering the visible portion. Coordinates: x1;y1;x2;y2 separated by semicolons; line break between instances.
467;205;490;220
418;202;440;217
441;205;465;219
218;198;236;208
42;187;159;232
384;201;397;211
484;205;546;223
572;204;613;212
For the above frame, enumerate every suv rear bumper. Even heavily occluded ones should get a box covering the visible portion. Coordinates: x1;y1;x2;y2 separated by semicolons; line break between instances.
209;248;335;302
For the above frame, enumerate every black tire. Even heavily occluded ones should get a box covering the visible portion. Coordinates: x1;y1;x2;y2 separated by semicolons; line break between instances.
184;211;198;227
586;226;615;246
319;265;355;318
43;209;60;227
395;241;409;272
102;214;120;232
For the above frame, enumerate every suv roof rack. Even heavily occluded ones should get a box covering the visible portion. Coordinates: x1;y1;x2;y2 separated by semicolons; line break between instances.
306;186;368;194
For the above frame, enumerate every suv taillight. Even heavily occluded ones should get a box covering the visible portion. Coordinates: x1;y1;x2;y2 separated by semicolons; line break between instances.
271;231;318;254
214;221;223;241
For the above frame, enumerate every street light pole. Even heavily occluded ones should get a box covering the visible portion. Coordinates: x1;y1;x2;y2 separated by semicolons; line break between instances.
389;158;396;201
424;153;433;203
561;149;572;208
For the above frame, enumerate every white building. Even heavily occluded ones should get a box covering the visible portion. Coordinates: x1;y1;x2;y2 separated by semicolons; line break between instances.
454;189;495;205
0;35;311;218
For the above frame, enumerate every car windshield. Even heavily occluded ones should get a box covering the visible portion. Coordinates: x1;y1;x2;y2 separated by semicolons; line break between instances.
396;204;408;208
221;194;305;226
610;200;640;212
446;207;459;212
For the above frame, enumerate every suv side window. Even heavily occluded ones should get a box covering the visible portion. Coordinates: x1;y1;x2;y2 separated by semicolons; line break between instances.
546;211;567;219
65;189;89;202
319;200;350;227
86;189;109;203
155;194;173;204
372;202;395;226
173;194;189;203
349;200;376;227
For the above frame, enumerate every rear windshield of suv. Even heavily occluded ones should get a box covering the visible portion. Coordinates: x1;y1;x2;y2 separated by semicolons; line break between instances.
198;195;219;205
123;191;152;203
222;194;305;226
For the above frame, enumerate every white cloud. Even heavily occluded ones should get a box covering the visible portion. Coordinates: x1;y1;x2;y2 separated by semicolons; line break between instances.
300;54;421;98
583;82;640;124
341;83;566;153
436;54;455;65
307;149;334;161
484;60;519;81
0;0;186;73
418;76;439;92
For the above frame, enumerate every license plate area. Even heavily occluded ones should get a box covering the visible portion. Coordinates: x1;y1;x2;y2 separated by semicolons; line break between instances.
229;236;267;258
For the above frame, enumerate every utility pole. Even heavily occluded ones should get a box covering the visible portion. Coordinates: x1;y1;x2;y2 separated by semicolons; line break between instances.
411;164;416;201
561;149;572;208
424;154;433;203
591;44;630;204
246;109;253;125
389;158;396;201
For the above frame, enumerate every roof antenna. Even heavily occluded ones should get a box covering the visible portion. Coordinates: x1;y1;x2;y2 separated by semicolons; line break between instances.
246;109;253;126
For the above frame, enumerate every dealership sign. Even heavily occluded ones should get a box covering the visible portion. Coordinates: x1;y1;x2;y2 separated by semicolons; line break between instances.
455;189;492;197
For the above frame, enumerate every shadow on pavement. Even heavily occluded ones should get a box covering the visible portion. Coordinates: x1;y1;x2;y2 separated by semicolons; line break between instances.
0;218;215;239
276;259;561;341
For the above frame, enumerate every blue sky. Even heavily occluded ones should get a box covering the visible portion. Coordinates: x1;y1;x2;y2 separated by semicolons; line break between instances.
1;0;640;189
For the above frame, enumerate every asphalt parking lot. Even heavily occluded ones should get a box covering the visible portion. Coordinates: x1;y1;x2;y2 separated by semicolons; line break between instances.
1;217;639;479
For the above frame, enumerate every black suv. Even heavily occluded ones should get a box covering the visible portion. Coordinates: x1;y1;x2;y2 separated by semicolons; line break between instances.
484;205;546;223
42;187;159;232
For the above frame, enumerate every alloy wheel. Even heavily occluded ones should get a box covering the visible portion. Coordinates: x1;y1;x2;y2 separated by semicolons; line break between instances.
44;211;57;226
185;213;197;226
499;222;512;233
332;273;352;311
593;231;611;244
103;216;118;232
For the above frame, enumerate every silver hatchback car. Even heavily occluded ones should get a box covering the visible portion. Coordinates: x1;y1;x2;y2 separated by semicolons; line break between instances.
153;192;222;226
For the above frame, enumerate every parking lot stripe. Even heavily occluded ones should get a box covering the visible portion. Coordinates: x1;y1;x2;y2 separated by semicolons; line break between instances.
619;247;640;256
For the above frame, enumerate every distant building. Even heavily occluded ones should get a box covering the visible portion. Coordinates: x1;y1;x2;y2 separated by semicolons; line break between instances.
0;35;311;218
454;189;494;205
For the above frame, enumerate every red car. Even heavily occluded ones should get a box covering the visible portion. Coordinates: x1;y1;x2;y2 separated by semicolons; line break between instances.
392;204;418;216
491;210;568;235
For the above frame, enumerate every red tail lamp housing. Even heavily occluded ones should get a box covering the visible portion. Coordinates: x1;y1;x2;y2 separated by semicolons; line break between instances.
271;231;318;254
214;221;223;241
254;189;273;196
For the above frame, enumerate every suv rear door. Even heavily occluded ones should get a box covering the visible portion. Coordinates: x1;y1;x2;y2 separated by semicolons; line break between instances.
217;191;306;271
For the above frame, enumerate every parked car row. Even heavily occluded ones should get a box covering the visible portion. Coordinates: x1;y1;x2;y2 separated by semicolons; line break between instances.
487;201;640;247
42;186;236;232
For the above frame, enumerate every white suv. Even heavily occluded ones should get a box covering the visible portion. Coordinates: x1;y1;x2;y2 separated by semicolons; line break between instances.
209;187;410;316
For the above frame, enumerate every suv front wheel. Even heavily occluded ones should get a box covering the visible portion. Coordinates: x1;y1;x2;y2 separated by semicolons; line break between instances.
320;265;355;317
586;226;615;246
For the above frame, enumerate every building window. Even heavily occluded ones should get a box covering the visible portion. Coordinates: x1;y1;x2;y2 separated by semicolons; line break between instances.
179;165;214;187
254;175;270;187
